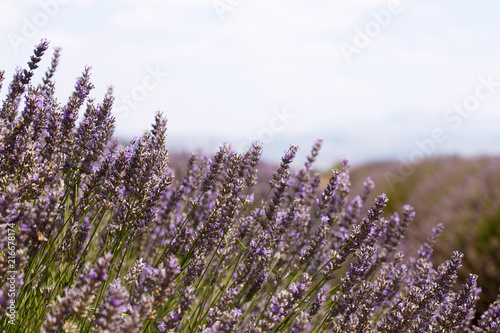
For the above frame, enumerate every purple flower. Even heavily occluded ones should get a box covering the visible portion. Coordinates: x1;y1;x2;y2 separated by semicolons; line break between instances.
258;273;312;331
201;144;229;192
264;145;298;229
1;39;49;125
93;279;129;331
324;194;388;279
60;67;94;143
42;253;112;332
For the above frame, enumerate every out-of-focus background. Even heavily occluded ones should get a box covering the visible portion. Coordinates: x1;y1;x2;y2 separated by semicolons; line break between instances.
2;0;500;169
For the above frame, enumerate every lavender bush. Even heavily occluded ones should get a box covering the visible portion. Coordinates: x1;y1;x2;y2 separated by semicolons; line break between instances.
0;39;499;332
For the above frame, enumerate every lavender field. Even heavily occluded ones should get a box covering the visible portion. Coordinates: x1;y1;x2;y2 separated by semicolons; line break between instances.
1;41;500;332
348;156;500;319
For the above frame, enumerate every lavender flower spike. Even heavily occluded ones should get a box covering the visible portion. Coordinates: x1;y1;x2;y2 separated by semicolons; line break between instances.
93;279;129;332
324;194;388;279
1;39;50;125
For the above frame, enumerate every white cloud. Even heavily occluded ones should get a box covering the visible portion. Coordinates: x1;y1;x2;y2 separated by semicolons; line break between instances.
3;0;500;164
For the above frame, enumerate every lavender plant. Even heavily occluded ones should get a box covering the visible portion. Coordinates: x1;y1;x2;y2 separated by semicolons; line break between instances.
0;39;499;332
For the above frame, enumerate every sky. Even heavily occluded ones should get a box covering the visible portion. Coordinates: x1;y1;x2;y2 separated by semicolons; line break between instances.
1;0;500;170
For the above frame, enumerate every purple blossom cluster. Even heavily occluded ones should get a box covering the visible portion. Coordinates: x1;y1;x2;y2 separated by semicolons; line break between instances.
0;40;499;332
